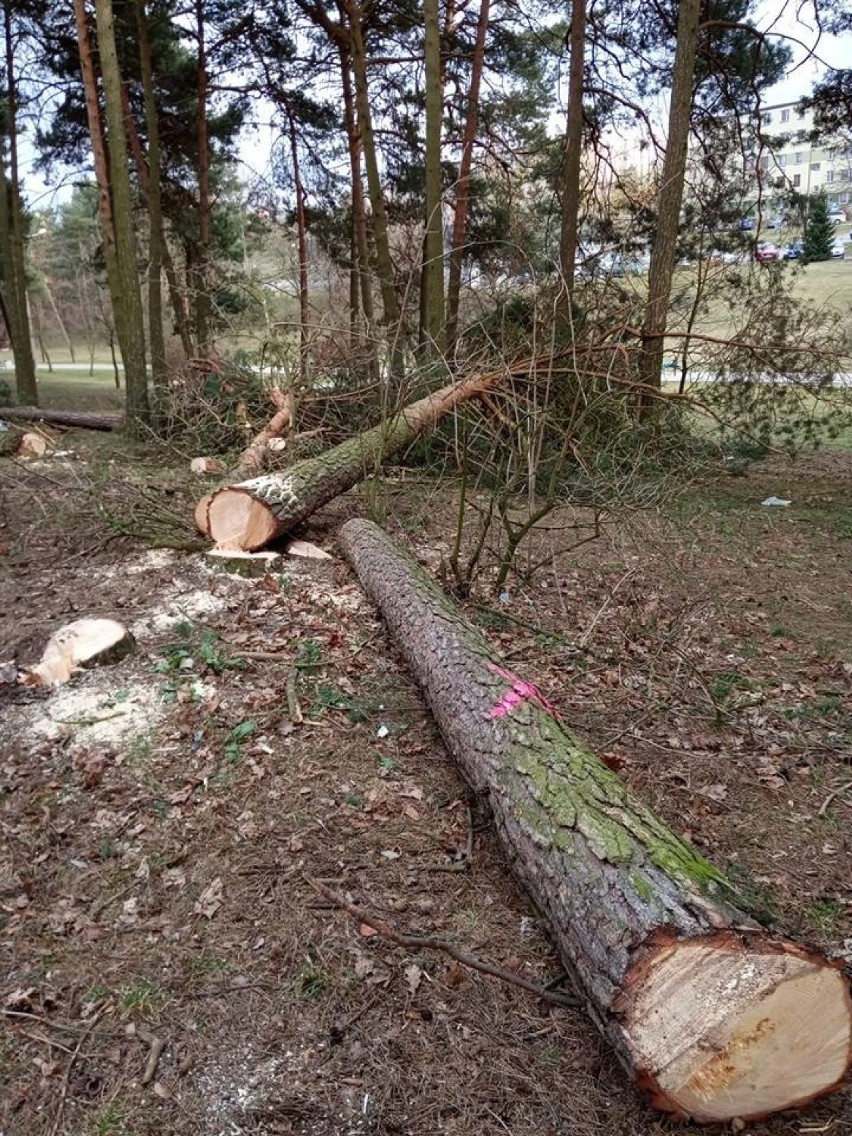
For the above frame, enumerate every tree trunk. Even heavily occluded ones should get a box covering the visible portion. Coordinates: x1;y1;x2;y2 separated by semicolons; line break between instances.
135;0;167;391
194;0;211;357
338;518;852;1124
345;0;404;377
285;109;309;388
204;364;509;549
0;406;122;430
420;0;445;363
1;0;38;405
557;0;587;331
445;0;490;355
91;0;150;424
339;43;376;358
42;278;76;362
640;0;700;393
73;0;121;357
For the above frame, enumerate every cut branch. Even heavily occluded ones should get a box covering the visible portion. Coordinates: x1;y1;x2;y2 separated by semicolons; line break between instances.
204;360;537;551
338;518;852;1124
236;387;295;476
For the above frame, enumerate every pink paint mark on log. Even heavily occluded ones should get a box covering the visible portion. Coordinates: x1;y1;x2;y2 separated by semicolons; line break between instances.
486;662;561;720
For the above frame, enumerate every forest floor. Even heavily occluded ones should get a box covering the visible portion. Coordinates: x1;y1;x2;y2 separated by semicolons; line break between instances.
1;431;851;1136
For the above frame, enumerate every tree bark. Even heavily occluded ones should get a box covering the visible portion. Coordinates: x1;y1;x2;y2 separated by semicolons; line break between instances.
204;364;511;549
194;0;212;357
285;108;309;388
557;0;587;331
338;518;852;1123
135;0;167;391
420;0;445;362
92;0;150;424
640;0;700;393
344;0;404;377
339;43;376;356
445;0;490;355
0;406;122;430
1;0;38;405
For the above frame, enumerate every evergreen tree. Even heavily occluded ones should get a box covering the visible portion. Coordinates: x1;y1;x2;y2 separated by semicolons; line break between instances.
802;193;835;263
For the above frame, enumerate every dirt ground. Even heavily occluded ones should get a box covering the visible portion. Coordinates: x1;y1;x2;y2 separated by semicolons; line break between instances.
1;435;850;1136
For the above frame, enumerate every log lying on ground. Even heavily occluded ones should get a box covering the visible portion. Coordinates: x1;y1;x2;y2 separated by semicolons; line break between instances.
338;518;852;1124
203;361;527;550
0;407;122;431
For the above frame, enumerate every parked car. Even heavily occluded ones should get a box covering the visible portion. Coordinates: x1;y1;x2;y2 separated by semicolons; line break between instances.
755;242;780;262
831;239;846;259
765;217;784;230
740;218;755;231
783;241;804;260
829;210;846;225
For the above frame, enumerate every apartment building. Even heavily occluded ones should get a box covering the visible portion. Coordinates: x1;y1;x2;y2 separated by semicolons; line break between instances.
755;100;852;210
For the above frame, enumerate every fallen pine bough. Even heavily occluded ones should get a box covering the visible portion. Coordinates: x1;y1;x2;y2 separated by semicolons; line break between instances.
199;356;557;550
338;517;852;1124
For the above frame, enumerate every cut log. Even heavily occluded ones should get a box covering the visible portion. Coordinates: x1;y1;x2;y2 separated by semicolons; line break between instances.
21;618;135;687
194;494;213;536
0;407;122;431
338;518;852;1124
237;387;295;476
204;360;534;551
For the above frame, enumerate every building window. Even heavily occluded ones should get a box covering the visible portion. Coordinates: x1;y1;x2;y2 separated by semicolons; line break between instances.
795;152;803;165
811;162;821;171
781;108;790;123
793;174;801;187
777;154;787;167
827;170;834;183
759;156;769;172
762;112;773;125
840;193;850;204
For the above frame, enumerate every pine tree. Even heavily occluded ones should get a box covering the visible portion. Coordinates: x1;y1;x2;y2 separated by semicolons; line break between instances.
803;192;835;263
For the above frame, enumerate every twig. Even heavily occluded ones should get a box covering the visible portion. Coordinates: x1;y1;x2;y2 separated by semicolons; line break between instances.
578;566;637;648
286;667;304;724
49;1009;105;1136
818;780;852;817
126;1023;166;1086
304;875;578;1009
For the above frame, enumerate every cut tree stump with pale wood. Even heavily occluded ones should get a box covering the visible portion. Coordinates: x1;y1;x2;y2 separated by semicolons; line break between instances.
201;357;555;551
338;518;852;1124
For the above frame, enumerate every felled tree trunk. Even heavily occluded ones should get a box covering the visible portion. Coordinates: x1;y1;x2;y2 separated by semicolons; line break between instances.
203;365;509;550
0;407;122;431
338;518;852;1124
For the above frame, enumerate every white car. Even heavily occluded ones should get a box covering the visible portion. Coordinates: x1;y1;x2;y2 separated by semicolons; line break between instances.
831;239;846;259
829;211;846;225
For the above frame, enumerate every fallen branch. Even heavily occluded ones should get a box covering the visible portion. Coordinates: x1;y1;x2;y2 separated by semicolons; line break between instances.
338;518;852;1124
48;1010;105;1136
0;407;122;431
237;387;296;476
304;875;578;1008
126;1022;166;1086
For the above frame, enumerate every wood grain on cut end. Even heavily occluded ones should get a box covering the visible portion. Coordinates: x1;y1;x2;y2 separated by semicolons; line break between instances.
627;936;852;1122
207;489;278;551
